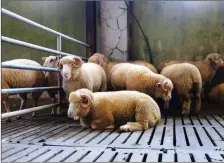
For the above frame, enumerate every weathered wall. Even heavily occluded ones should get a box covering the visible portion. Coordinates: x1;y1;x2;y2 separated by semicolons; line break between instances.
130;1;224;66
99;1;128;61
2;1;86;63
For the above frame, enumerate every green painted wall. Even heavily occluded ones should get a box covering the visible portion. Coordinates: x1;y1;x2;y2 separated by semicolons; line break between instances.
130;1;224;66
2;0;86;63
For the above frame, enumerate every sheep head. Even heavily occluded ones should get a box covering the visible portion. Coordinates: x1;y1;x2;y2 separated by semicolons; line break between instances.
59;56;84;81
155;78;173;103
88;53;110;68
67;89;93;118
205;53;224;70
42;56;60;68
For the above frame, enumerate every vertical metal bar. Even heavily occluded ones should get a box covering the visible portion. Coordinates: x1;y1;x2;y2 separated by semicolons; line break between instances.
86;1;97;58
57;35;62;113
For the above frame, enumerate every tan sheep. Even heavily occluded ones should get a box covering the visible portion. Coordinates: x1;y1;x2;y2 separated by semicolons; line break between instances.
59;56;107;98
208;83;224;102
161;63;202;115
88;53;158;88
110;63;173;103
67;88;161;132
42;56;66;115
158;53;224;85
2;59;45;121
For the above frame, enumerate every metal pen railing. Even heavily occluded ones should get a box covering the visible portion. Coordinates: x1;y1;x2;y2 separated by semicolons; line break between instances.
1;8;90;119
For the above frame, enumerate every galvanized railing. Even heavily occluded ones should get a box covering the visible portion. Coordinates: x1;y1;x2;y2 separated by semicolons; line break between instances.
1;8;90;119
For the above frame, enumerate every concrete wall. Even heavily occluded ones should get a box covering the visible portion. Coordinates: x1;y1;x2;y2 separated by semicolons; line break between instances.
2;1;86;63
99;1;128;61
130;1;224;66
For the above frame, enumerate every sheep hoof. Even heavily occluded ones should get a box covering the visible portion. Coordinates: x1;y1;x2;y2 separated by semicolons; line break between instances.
120;125;132;132
51;111;55;116
6;118;11;123
56;107;61;115
16;116;22;120
181;110;189;116
32;113;36;118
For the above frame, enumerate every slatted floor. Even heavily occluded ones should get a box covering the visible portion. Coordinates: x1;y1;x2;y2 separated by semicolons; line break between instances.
2;111;224;162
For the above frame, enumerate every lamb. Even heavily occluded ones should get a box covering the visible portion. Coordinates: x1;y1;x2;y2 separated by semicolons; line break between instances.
42;56;66;115
161;63;202;115
67;88;161;132
208;83;224;103
59;55;107;98
2;59;45;121
88;53;158;87
110;63;173;103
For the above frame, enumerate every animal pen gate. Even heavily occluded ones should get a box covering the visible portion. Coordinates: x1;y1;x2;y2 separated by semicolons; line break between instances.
1;6;224;163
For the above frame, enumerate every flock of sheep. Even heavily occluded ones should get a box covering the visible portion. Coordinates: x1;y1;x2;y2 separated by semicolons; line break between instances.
2;52;224;132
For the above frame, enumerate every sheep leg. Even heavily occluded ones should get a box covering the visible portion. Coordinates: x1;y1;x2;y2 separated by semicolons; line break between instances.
80;118;90;128
51;97;57;115
17;93;27;119
3;98;11;122
91;119;114;130
120;122;147;132
31;92;41;117
195;92;201;114
180;93;191;115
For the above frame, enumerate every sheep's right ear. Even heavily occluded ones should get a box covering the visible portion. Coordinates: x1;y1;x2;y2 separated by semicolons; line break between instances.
42;57;47;61
156;82;162;88
80;94;91;108
73;57;83;68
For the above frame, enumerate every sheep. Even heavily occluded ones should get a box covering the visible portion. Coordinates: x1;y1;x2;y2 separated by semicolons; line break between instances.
2;59;45;121
158;53;224;85
110;63;173;103
161;63;202;115
67;88;161;132
42;56;66;115
208;83;224;103
88;53;158;88
59;55;107;98
157;60;181;73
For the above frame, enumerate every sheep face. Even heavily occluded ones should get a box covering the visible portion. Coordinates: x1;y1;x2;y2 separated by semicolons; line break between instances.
88;53;109;68
205;53;224;70
42;56;59;68
67;89;92;118
154;78;173;102
59;56;83;81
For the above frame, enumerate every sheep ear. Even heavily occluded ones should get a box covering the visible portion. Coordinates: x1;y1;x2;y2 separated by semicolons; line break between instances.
57;61;63;69
42;57;47;61
156;82;162;88
97;57;105;66
80;94;91;107
73;57;83;68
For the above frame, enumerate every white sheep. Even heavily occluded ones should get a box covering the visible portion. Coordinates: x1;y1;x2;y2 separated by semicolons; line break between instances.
2;59;45;121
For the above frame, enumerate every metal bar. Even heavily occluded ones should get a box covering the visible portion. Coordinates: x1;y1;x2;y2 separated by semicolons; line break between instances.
2;8;90;48
57;35;62;111
1;63;60;72
1;103;59;119
1;36;86;60
86;1;97;57
1;87;60;95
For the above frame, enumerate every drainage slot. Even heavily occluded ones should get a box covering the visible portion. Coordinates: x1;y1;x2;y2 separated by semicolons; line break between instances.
196;115;203;125
93;151;104;162
122;132;133;144
193;127;203;146
204;115;212;125
29;149;51;162
142;153;147;162
189;153;195;162
45;150;63;162
76;151;91;162
148;127;156;145
183;127;190;146
97;129;115;144
125;153;133;162
135;130;144;144
60;150;77;162
86;131;103;144
158;153;162;162
205;154;212;162
160;127;166;145
173;116;176;146
174;153;178;162
202;127;217;146
211;115;224;128
212;127;224;140
109;152;118;162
